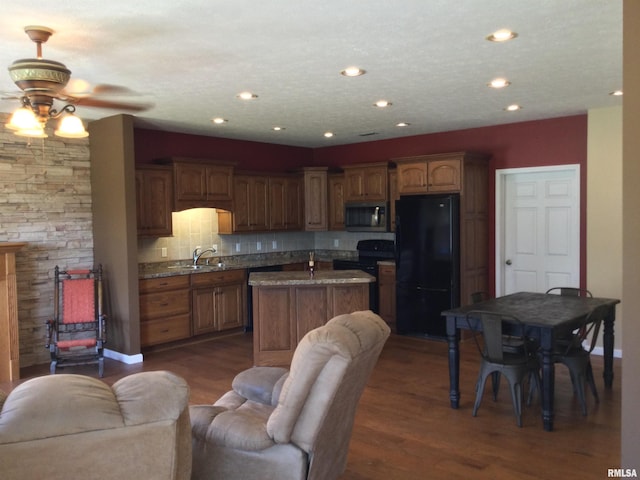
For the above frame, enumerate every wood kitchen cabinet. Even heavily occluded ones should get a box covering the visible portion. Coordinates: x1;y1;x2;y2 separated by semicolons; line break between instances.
269;174;304;231
377;263;396;332
300;167;328;231
191;269;247;334
135;165;173;237
342;163;388;202
328;173;345;231
226;174;270;232
388;169;398;232
139;275;191;347
165;158;234;211
394;153;466;194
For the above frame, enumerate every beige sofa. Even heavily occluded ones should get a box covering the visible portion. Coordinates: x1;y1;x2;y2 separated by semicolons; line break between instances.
0;370;191;480
190;310;391;480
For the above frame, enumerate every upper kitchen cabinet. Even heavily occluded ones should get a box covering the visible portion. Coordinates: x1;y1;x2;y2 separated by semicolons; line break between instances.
342;163;388;202
300;167;328;231
135;165;173;237
159;158;235;211
393;152;488;194
269;174;304;231
328;172;345;231
226;174;270;232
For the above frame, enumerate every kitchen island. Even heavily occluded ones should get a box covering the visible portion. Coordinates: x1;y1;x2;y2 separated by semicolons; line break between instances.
249;269;375;365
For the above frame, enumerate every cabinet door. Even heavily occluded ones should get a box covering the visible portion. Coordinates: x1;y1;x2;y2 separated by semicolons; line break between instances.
397;161;429;194
250;177;269;231
192;288;217;334
268;177;287;231
303;168;328;231
136;167;173;237
378;265;396;330
284;176;304;230
388;170;398;232
216;283;245;330
206;165;233;203
344;169;365;202
232;176;252;231
328;174;345;230
175;163;206;202
363;166;388;201
427;159;461;192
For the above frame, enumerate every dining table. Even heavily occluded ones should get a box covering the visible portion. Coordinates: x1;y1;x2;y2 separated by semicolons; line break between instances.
441;291;620;431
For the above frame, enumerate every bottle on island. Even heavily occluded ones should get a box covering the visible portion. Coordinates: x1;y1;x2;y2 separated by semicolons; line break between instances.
308;252;315;277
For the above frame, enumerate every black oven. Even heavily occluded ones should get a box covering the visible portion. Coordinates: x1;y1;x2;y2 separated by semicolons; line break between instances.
332;239;395;313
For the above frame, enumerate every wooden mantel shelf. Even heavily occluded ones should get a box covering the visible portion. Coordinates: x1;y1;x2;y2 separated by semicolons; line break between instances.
0;242;26;383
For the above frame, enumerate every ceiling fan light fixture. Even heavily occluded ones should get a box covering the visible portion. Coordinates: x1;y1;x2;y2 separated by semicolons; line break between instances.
5;107;39;131
13;123;48;138
54;113;88;138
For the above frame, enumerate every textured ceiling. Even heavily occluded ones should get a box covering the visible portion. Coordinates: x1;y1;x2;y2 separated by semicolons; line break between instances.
0;1;622;148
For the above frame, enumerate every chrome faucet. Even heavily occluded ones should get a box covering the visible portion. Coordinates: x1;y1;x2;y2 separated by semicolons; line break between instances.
193;247;217;266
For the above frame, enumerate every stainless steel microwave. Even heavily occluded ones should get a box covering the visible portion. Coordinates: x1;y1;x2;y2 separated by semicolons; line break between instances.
344;202;389;232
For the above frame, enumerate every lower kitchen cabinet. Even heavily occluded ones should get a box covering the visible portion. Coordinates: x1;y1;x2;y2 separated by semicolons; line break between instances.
139;275;191;347
377;263;396;332
191;269;247;335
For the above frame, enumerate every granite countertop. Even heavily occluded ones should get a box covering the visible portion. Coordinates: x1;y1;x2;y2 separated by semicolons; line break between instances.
139;249;358;279
249;269;375;286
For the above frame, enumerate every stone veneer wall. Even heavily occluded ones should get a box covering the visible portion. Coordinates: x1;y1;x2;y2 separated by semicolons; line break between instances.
0;112;93;367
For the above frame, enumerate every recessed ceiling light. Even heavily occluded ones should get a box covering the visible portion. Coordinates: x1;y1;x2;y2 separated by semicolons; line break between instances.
324;132;334;138
237;91;258;100
486;29;518;42
212;117;227;124
341;66;366;77
396;122;410;127
374;100;392;108
610;90;623;96
504;104;522;112
488;78;511;89
272;126;285;131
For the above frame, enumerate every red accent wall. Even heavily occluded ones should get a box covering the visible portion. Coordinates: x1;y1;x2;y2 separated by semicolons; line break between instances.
134;128;313;171
134;115;588;293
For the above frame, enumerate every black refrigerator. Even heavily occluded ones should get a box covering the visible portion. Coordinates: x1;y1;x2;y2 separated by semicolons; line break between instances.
395;194;460;338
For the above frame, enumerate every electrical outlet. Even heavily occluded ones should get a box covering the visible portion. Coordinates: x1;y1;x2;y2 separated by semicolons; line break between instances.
333;239;339;247
256;241;262;251
235;243;241;252
161;247;167;258
272;240;277;249
212;244;218;252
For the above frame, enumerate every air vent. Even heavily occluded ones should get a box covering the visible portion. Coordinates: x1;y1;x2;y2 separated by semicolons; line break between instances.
359;132;378;137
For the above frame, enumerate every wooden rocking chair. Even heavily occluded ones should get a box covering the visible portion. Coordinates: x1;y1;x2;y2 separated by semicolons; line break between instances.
46;265;106;377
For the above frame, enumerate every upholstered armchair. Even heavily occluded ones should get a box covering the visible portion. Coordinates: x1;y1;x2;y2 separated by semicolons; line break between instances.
190;310;391;480
0;371;192;480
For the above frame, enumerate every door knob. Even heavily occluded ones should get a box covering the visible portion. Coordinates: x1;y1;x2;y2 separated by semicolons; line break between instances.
505;259;512;265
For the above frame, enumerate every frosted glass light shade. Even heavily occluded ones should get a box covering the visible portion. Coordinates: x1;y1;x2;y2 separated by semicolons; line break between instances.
6;107;39;131
54;114;88;138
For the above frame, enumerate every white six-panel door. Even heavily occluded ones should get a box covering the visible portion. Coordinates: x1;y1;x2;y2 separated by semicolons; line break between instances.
495;165;580;296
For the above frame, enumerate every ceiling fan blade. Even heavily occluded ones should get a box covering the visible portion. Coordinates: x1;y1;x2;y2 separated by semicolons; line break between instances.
70;96;153;112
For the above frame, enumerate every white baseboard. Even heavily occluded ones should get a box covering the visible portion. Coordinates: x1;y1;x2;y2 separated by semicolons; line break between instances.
590;346;623;358
104;348;144;364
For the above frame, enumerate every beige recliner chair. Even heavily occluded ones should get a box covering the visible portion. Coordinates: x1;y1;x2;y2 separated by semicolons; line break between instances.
0;371;192;480
190;310;391;480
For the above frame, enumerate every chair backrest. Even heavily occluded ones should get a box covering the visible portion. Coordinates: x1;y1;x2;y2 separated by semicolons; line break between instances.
466;310;526;363
55;266;103;325
546;287;593;297
565;304;609;354
266;310;390;480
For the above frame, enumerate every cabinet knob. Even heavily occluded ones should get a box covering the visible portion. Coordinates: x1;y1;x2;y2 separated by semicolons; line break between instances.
505;259;512;265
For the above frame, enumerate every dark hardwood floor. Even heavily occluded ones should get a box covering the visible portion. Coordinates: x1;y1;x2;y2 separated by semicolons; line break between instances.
2;333;620;480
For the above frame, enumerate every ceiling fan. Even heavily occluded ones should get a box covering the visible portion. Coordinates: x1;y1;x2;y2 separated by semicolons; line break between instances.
4;25;152;138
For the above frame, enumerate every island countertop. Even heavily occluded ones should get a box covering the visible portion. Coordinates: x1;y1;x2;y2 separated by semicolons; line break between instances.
249;269;375;286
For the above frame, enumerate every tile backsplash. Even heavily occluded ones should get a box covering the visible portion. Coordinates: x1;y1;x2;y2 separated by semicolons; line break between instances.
137;208;394;263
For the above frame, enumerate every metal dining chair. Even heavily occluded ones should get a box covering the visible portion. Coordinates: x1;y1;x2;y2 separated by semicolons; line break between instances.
465;310;541;427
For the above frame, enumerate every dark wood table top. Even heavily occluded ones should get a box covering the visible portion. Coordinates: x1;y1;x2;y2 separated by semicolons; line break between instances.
442;291;620;329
